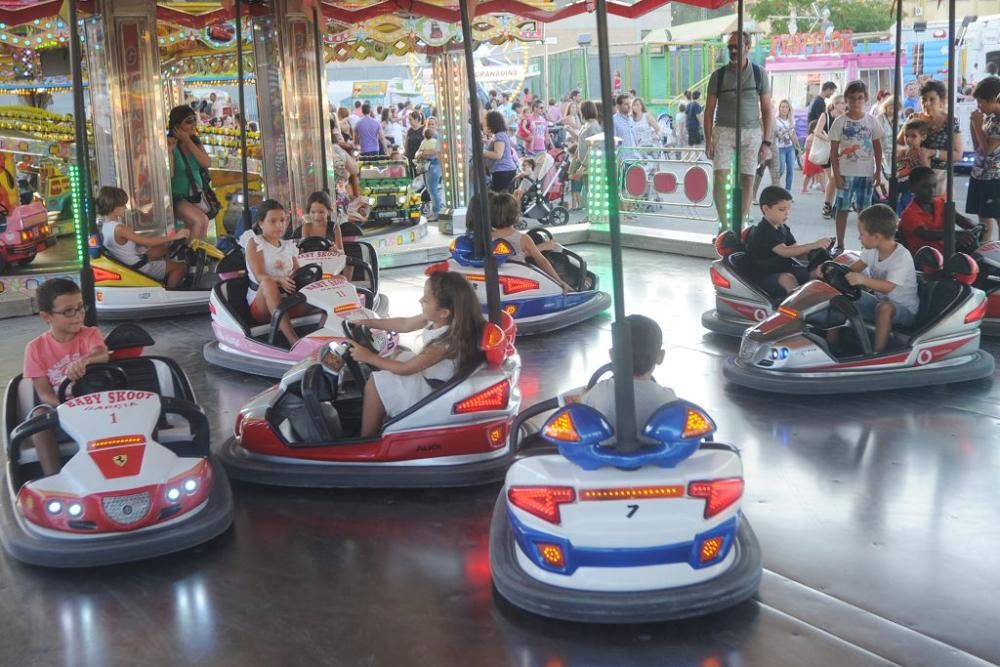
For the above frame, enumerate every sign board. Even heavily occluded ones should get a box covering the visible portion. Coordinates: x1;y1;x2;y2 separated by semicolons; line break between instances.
352;81;388;97
771;32;855;57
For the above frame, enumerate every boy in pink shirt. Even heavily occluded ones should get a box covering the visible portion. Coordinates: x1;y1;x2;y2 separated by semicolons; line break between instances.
22;279;108;475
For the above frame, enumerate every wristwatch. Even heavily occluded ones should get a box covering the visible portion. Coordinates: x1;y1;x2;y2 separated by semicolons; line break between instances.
762;140;772;146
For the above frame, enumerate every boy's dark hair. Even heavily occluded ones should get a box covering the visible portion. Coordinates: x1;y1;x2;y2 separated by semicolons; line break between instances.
361;102;371;115
821;81;838;93
626;314;663;375
920;79;947;100
692;91;701;100
424;127;435;140
973;76;1000;102
759;185;793;209
844;80;868;99
37;278;81;313
95;186;128;216
908;165;935;187
859;204;898;238
903;118;929;136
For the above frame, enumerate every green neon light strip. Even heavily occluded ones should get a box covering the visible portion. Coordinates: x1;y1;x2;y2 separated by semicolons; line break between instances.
68;163;85;264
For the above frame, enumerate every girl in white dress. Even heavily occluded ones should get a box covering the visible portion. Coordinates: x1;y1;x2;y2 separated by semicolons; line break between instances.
246;199;301;345
347;271;485;436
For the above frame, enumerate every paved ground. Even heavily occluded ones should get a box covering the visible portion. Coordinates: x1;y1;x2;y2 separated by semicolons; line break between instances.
1;246;997;666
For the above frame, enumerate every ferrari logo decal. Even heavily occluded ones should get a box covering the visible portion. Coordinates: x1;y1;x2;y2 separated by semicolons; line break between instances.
113;454;128;467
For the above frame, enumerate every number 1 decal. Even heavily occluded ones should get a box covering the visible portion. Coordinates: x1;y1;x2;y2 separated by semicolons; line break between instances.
626;504;639;518
110;413;118;424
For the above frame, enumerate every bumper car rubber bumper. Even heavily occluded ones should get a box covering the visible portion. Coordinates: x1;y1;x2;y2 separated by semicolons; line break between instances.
701;309;756;338
216;436;512;488
96;298;210;320
515;291;611;336
202;341;295;379
723;349;996;395
979;318;1000;337
0;459;233;568
489;494;762;623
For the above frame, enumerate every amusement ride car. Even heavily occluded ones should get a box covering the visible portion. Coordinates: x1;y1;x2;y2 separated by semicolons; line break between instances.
0;325;233;567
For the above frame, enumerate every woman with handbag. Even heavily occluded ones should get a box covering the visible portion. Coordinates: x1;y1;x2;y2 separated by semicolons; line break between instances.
167;105;213;240
812;94;844;219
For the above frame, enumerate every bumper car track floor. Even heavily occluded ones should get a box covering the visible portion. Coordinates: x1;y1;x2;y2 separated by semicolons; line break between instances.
1;246;997;666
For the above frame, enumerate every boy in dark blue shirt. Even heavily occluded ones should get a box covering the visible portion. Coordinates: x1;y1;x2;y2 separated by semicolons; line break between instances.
746;186;834;298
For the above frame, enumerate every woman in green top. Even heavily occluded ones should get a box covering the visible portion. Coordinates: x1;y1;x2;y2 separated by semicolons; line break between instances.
167;105;212;239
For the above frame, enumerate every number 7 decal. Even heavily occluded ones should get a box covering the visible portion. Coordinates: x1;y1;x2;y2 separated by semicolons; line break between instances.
626;504;639;518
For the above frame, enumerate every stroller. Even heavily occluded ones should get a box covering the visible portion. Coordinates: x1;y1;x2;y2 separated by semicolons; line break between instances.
519;151;570;227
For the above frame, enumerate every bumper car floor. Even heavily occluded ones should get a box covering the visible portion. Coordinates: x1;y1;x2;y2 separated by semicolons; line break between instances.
1;246;997;666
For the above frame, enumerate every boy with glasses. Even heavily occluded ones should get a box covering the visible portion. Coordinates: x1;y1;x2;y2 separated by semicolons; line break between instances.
22;279;108;475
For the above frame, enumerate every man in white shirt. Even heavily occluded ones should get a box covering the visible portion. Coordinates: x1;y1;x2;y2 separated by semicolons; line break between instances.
612;93;638;161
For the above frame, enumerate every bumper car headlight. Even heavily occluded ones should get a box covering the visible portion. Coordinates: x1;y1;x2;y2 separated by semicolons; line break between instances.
46;500;63;515
166;487;181;503
397;194;406;205
183;478;198;494
67;502;84;517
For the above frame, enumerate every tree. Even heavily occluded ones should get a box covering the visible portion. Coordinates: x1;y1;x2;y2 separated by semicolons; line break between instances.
671;4;734;28
750;0;894;35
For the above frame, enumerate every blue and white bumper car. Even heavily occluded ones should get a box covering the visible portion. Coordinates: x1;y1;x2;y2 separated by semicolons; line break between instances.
490;382;761;623
441;233;610;336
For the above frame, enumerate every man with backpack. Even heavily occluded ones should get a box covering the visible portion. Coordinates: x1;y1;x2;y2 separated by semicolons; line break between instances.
704;31;774;228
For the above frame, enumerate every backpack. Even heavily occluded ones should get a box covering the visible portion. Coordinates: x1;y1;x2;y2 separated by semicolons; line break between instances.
517;116;533;141
715;63;764;98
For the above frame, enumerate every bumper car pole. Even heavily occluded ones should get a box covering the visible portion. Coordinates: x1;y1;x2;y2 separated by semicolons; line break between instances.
68;0;97;326
595;0;638;451
235;0;253;235
731;2;744;236
943;0;956;259
888;0;903;207
312;2;329;194
459;0;501;324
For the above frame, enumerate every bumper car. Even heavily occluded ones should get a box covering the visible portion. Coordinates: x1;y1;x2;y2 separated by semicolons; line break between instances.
440;230;610;336
0;325;233;567
358;158;423;226
0;200;56;273
723;253;995;394
969;241;1000;336
203;239;390;378
702;229;858;337
490;366;761;623
216;312;522;488
89;233;225;320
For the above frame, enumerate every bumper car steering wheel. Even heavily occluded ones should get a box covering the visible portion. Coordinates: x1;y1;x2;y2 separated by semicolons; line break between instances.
298;237;333;253
58;364;129;403
342;320;378;353
291;263;323;291
821;261;861;300
168;238;190;260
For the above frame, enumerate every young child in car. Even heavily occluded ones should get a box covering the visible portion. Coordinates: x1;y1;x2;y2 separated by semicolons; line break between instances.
571;314;676;435
22;279;109;475
245;199;301;346
898;166;980;254
96;186;190;288
844;204;919;353
347;271;485;437
300;190;344;251
490;192;570;292
895;118;930;213
746;186;833;298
